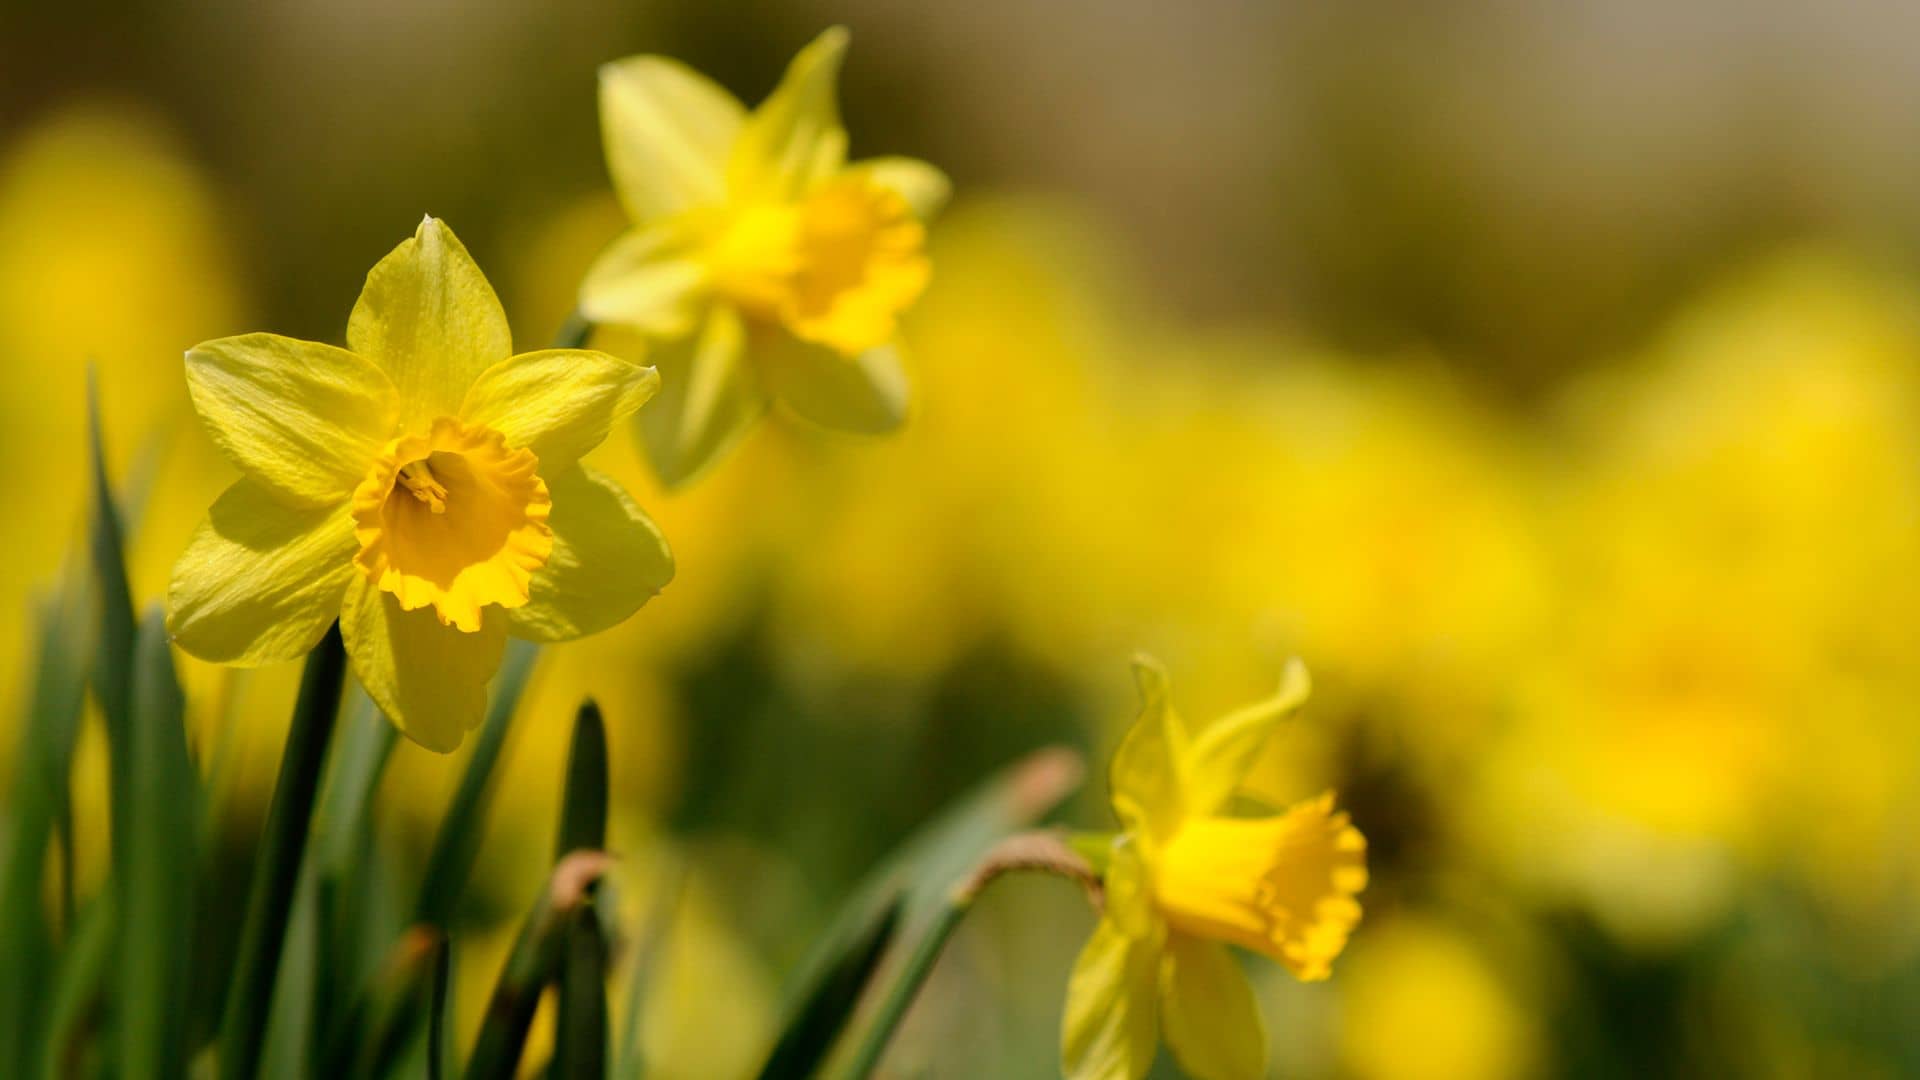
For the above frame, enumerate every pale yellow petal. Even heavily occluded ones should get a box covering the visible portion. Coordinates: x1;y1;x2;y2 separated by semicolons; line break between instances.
507;465;673;642
1184;659;1311;816
184;333;397;507
849;156;951;220
609;307;765;487
347;216;512;421
342;574;506;752
756;335;909;434
577;222;710;335
599;55;743;223
460;348;659;471
1062;916;1163;1080
1108;653;1190;843
729;27;849;204
167;479;358;665
1104;837;1156;939
1160;934;1266;1080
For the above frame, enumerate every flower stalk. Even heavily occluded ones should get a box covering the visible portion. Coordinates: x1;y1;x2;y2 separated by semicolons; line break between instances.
840;831;1100;1079
218;622;348;1080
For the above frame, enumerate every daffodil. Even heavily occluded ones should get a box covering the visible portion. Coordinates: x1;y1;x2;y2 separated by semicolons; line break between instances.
581;27;949;485
167;216;674;751
1064;657;1367;1080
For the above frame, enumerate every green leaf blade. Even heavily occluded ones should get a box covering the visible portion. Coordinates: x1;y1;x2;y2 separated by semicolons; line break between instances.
120;606;199;1080
754;894;903;1080
556;699;609;859
414;638;540;928
552;902;610;1080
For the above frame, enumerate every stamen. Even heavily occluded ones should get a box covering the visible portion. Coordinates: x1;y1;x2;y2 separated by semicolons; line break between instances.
397;459;448;514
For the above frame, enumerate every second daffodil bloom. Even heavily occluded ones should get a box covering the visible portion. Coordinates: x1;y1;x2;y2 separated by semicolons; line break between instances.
581;27;950;485
1065;657;1367;1080
167;217;674;751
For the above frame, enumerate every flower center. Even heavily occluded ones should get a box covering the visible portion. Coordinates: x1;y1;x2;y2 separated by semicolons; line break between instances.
1151;795;1367;979
351;416;554;632
397;459;450;512
706;177;929;355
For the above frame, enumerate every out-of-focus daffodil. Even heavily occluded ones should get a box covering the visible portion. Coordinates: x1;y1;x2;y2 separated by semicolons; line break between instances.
1064;657;1366;1080
1337;917;1539;1080
167;216;673;750
583;26;949;484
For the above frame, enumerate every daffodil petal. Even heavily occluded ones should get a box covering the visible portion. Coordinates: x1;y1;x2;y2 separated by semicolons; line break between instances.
460;348;660;471
599;55;743;223
348;216;512;421
729;26;849;203
507;465;673;642
757;335;909;434
342;575;506;753
611;306;765;487
578;221;711;335
1109;653;1190;843
850;156;951;220
1160;934;1266;1080
1105;837;1155;939
185;333;397;507
167;479;358;665
1183;659;1311;816
1061;916;1163;1080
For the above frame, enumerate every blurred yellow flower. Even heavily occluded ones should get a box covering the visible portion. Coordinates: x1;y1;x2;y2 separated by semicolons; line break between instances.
583;27;949;484
1064;657;1366;1080
167;216;673;750
1337;917;1539;1080
0;103;249;714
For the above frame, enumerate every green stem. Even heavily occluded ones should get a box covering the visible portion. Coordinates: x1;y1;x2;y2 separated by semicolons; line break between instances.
554;309;594;350
218;623;348;1080
838;902;964;1080
838;832;1101;1080
414;637;539;927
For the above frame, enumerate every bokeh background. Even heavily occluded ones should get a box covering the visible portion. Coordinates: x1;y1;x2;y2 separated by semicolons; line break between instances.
8;1;1920;1076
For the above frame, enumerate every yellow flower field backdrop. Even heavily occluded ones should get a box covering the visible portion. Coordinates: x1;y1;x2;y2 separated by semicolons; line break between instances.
6;2;1920;1077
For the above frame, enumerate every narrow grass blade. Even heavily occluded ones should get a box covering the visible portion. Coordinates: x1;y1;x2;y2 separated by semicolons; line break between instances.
753;894;903;1080
121;607;199;1080
85;368;137;875
0;560;94;1073
552;901;610;1080
464;852;612;1080
311;684;401;1033
314;685;399;880
321;925;445;1079
218;623;348;1080
839;902;963;1080
256;865;327;1079
613;851;685;1080
556;699;608;857
839;833;1098;1079
776;747;1083;1079
37;892;112;1080
414;637;540;927
428;932;452;1080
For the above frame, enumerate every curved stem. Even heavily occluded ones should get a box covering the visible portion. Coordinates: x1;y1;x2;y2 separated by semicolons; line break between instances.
839;831;1099;1080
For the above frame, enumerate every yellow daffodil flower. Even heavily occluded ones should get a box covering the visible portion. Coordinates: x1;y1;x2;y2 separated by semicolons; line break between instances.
1064;657;1367;1080
167;216;674;751
581;26;950;485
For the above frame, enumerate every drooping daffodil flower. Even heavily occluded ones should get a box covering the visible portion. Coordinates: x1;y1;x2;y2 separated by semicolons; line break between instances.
168;216;674;751
1064;657;1367;1080
581;26;950;485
